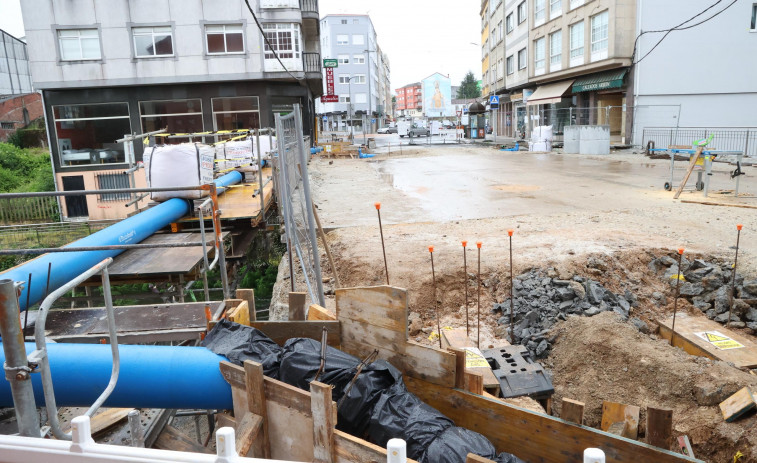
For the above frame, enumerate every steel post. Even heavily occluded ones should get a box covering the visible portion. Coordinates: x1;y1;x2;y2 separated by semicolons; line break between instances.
209;184;230;300
0;279;39;437
255;130;265;221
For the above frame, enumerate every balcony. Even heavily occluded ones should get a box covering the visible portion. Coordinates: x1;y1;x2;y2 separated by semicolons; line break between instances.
301;0;319;19
303;52;321;74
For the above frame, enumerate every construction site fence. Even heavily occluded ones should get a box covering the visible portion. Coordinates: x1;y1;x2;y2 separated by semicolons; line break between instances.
0;220;116;250
274;105;326;307
0;195;59;225
641;127;757;157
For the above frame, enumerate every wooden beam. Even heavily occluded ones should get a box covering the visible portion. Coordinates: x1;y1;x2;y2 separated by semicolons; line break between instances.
464;370;484;395
333;430;419;463
673;146;702;199
646;407;673;450
311;381;336;463
560;398;585;425
308;304;337;321
601;401;640;440
236;288;256;322
449;348;466;389
466;455;497;463
249;321;341;347
244;361;271;459
236;412;263;457
289;292;307;320
228;300;251;326
154;425;211;454
62;408;133;435
719;387;756;422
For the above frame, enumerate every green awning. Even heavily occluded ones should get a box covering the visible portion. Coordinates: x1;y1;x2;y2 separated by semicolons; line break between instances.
571;69;627;93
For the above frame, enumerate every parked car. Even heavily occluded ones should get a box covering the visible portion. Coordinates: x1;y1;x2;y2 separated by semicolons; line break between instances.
377;126;398;134
408;127;430;137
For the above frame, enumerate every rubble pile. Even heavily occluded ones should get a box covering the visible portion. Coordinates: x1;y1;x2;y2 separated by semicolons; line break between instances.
491;268;642;359
648;255;757;328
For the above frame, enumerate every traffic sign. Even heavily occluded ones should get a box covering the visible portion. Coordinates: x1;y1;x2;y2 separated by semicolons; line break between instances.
321;94;339;103
489;95;500;109
371;118;376;124
323;59;338;68
322;116;328;121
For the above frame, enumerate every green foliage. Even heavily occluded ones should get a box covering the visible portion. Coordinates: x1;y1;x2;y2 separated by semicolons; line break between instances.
457;71;481;99
0;143;55;193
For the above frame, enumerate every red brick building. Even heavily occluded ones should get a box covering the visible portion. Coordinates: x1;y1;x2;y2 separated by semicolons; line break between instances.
0;93;43;141
394;82;421;118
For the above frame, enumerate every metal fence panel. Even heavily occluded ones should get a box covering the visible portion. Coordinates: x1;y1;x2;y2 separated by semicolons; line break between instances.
275;105;325;307
641;127;757;157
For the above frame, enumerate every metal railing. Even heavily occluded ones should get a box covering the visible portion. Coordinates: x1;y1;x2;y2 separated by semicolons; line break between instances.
642;127;757;157
300;0;318;14
0;220;115;250
303;52;321;73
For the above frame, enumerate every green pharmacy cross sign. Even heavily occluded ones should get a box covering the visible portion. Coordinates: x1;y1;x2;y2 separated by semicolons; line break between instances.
323;59;338;68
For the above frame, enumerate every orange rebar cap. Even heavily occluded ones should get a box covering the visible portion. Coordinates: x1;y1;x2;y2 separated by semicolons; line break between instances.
737;224;743;231
462;240;467;247
507;229;514;236
678;247;685;255
428;245;434;253
374;202;381;210
476;241;482;248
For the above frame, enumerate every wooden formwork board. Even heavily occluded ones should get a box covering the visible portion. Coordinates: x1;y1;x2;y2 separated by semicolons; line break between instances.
249;320;341;348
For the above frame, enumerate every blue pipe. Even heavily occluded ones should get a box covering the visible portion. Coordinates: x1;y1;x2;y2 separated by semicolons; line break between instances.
0;343;232;409
0;171;243;311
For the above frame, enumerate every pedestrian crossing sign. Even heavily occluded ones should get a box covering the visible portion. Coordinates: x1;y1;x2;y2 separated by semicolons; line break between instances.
489;95;500;108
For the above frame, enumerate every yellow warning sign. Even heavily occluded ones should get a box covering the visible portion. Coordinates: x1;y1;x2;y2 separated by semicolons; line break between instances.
695;331;745;350
464;348;490;368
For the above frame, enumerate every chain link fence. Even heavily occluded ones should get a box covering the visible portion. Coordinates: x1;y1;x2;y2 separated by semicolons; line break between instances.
274;105;325;307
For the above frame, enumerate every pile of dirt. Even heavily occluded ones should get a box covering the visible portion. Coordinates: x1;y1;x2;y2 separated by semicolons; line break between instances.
544;312;757;462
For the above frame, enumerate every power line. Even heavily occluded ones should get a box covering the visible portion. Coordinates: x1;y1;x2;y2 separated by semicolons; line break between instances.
243;0;304;81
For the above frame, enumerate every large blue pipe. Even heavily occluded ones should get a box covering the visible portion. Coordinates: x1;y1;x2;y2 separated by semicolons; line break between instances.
0;343;232;409
0;171;243;311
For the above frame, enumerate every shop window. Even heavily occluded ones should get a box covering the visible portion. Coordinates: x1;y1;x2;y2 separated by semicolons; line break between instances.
271;97;300;116
212;96;260;131
57;29;101;61
139;99;203;143
206;24;244;54
132;26;173;58
53;103;130;166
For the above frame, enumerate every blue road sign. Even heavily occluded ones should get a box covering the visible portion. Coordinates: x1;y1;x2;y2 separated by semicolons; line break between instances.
371;118;376;124
489;95;500;108
322;116;328;121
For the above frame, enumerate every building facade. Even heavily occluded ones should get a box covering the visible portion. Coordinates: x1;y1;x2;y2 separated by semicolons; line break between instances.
316;14;389;133
394;82;422;119
632;0;757;145
21;0;322;220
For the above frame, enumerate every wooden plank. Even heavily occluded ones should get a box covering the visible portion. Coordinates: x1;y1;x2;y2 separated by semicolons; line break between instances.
464;370;484;395
404;376;701;463
601;401;640;440
719;387;756;422
308;304;337;321
216;411;235;430
450;348;466;389
311;381;336;463
335;286;408;333
249;321;341;347
467;455;497;463
244;361;271;459
228;300;251;326
289;292;307;321
62;408;133;435
333;430;419;463
267;399;314;461
561;398;585;425
647;407;673;449
236;289;257;322
673;146;702;199
235;412;263;456
231;385;248;425
441;328;499;390
657;313;757;369
153;425;211;454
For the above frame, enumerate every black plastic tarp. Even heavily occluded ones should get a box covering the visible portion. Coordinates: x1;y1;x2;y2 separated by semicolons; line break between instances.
202;319;282;378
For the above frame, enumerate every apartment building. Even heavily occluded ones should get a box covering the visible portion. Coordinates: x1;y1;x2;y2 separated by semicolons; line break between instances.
1;29;41;141
527;0;635;140
481;0;507;134
378;49;392;126
316;14;390;133
394;82;422;119
20;0;322;220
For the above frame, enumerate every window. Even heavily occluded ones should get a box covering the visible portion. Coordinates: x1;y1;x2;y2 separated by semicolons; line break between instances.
534;37;545;75
53;103;130;166
339;95;350;103
353;74;366;84
570;20;584;66
353;34;364;45
752;4;757;29
550;30;562;70
534;0;546;26
96;173;130;202
140;99;203;141
506;14;514;33
507;55;514;74
0;122;14;130
338;74;350;84
211;97;260;131
262;23;300;60
591;11;609;61
497;21;503;42
353;19;359;24
518;47;527;69
570;0;584;9
337;54;349;64
337;34;348;45
517;1;527;24
206;24;244;54
341;19;347;24
550;0;562;18
353;54;365;64
132;26;173;57
57;29;101;61
497;59;504;79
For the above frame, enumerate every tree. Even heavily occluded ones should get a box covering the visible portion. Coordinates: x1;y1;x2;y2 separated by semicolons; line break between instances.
457;71;481;99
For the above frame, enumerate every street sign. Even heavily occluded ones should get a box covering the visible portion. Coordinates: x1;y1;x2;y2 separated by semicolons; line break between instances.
371;119;376;124
322;116;328;122
489;95;500;109
321;94;339;103
323;59;338;68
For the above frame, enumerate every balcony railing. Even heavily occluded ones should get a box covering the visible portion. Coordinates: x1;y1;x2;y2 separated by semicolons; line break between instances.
301;0;318;15
303;52;321;73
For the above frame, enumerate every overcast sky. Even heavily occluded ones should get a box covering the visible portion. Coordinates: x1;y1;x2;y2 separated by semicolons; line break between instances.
0;0;481;92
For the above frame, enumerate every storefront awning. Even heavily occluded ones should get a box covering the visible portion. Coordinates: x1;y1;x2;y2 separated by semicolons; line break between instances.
572;69;627;93
526;80;574;106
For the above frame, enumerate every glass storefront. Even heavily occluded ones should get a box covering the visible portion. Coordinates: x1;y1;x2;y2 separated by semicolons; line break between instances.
53;103;131;166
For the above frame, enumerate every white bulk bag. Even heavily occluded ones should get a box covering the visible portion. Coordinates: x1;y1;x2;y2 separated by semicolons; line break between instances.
147;143;215;201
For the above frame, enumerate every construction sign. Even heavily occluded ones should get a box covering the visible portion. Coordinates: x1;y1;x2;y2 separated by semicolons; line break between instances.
464;347;490;368
695;331;745;350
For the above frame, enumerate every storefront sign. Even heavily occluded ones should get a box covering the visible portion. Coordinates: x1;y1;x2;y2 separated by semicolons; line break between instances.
510;92;523;102
325;68;334;95
321;94;339;103
323;59;338;68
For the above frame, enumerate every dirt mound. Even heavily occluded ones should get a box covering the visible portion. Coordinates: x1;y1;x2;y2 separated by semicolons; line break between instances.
544;312;757;462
